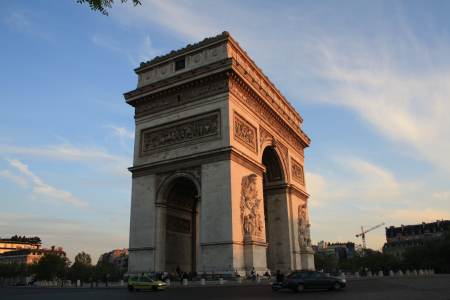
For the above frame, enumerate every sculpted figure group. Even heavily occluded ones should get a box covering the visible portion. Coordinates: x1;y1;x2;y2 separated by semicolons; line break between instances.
240;174;263;238
298;203;312;250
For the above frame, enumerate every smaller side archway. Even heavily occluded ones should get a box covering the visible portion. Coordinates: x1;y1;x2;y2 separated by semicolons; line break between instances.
261;146;290;272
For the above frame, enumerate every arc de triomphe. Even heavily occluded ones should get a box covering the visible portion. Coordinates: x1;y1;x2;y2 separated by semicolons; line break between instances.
124;32;314;275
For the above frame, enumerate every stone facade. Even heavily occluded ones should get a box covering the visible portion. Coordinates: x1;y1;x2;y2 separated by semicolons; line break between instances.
125;32;314;275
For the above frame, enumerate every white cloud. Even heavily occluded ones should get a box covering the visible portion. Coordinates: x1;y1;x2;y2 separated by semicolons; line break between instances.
0;143;130;177
6;159;88;208
114;0;219;40
106;124;134;140
0;169;28;187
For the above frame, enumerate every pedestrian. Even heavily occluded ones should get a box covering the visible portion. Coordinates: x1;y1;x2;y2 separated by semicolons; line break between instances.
276;270;284;283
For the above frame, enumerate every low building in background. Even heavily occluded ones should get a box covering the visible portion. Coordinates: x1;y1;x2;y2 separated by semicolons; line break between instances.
98;249;128;271
0;239;40;254
315;241;356;260
0;246;66;264
383;220;450;258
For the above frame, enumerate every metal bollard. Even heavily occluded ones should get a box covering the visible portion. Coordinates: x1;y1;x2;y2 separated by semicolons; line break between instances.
389;270;394;277
378;271;384;277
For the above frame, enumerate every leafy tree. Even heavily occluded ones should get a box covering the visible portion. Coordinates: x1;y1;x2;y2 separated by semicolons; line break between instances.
314;253;338;272
77;0;141;15
33;253;69;281
69;252;93;284
94;260;125;282
74;251;92;265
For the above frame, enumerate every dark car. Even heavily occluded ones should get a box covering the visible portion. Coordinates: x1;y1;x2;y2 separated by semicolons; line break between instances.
272;270;346;292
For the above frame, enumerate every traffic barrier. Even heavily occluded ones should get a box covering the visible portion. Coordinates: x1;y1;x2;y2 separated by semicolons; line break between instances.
182;278;188;286
412;270;418;276
367;271;372;277
397;270;404;276
389;270;394;277
419;269;424;276
200;278;206;285
219;278;224;285
405;270;411;276
237;276;242;283
354;272;360;278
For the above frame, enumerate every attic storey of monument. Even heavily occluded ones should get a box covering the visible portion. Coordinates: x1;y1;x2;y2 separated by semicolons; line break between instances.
125;32;314;275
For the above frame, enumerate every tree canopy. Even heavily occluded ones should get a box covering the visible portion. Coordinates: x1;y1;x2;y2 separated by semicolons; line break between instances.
77;0;141;15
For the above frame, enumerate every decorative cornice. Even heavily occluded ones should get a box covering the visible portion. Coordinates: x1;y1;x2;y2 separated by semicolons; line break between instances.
136;32;230;71
124;59;232;104
228;72;309;153
129;146;264;178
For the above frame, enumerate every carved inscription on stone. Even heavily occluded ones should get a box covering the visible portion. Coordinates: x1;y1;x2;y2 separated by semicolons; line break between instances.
167;215;191;234
234;112;257;153
291;159;305;185
141;111;220;153
240;174;263;239
298;203;311;250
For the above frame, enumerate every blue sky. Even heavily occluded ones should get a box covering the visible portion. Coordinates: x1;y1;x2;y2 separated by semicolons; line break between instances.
1;0;449;262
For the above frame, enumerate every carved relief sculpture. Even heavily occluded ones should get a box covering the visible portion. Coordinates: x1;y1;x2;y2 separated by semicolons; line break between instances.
291;159;305;185
298;203;312;250
234;113;257;153
240;174;263;239
141;111;220;153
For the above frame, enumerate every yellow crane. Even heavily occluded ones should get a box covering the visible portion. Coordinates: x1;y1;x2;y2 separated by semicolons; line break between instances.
355;222;385;250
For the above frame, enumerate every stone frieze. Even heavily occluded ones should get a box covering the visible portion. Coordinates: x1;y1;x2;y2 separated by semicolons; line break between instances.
141;111;220;154
233;112;257;153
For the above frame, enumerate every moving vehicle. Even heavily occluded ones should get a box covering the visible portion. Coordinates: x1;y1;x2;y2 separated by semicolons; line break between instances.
272;270;346;292
127;275;167;291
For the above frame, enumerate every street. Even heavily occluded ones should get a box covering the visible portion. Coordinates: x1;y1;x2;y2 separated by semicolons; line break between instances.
2;276;450;300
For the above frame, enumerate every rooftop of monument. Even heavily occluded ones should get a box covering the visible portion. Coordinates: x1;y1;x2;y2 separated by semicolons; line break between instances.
134;32;305;126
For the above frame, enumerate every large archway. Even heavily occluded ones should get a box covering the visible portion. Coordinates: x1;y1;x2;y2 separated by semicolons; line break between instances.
262;146;287;272
164;176;199;273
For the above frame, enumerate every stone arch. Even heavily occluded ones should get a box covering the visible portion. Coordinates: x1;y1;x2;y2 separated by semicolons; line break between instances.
259;139;289;183
260;144;291;272
155;172;201;273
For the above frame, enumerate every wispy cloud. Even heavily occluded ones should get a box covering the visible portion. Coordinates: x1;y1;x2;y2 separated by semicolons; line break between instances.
114;0;219;40
3;159;88;208
3;11;52;42
0;143;130;174
91;33;160;66
0;169;28;187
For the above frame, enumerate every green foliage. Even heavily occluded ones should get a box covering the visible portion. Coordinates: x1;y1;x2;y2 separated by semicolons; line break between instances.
74;251;92;265
33;253;69;281
314;253;338;272
94;260;125;282
69;252;93;283
403;232;450;273
0;263;30;279
1;235;41;244
76;0;141;15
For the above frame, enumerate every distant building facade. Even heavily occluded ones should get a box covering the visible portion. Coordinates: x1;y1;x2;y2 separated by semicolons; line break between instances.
383;220;450;258
0;246;66;265
0;240;40;254
315;241;355;260
98;249;128;271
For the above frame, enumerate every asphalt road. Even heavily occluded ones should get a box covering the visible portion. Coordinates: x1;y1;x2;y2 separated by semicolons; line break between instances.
2;277;450;300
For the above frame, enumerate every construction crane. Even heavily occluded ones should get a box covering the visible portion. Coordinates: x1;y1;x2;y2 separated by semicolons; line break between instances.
355;222;385;250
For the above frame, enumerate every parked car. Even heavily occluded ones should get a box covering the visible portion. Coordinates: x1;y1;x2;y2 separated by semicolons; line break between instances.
272;270;346;292
127;275;167;291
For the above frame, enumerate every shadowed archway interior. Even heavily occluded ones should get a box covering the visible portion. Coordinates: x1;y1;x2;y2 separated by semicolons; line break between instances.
164;177;199;273
262;146;286;272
